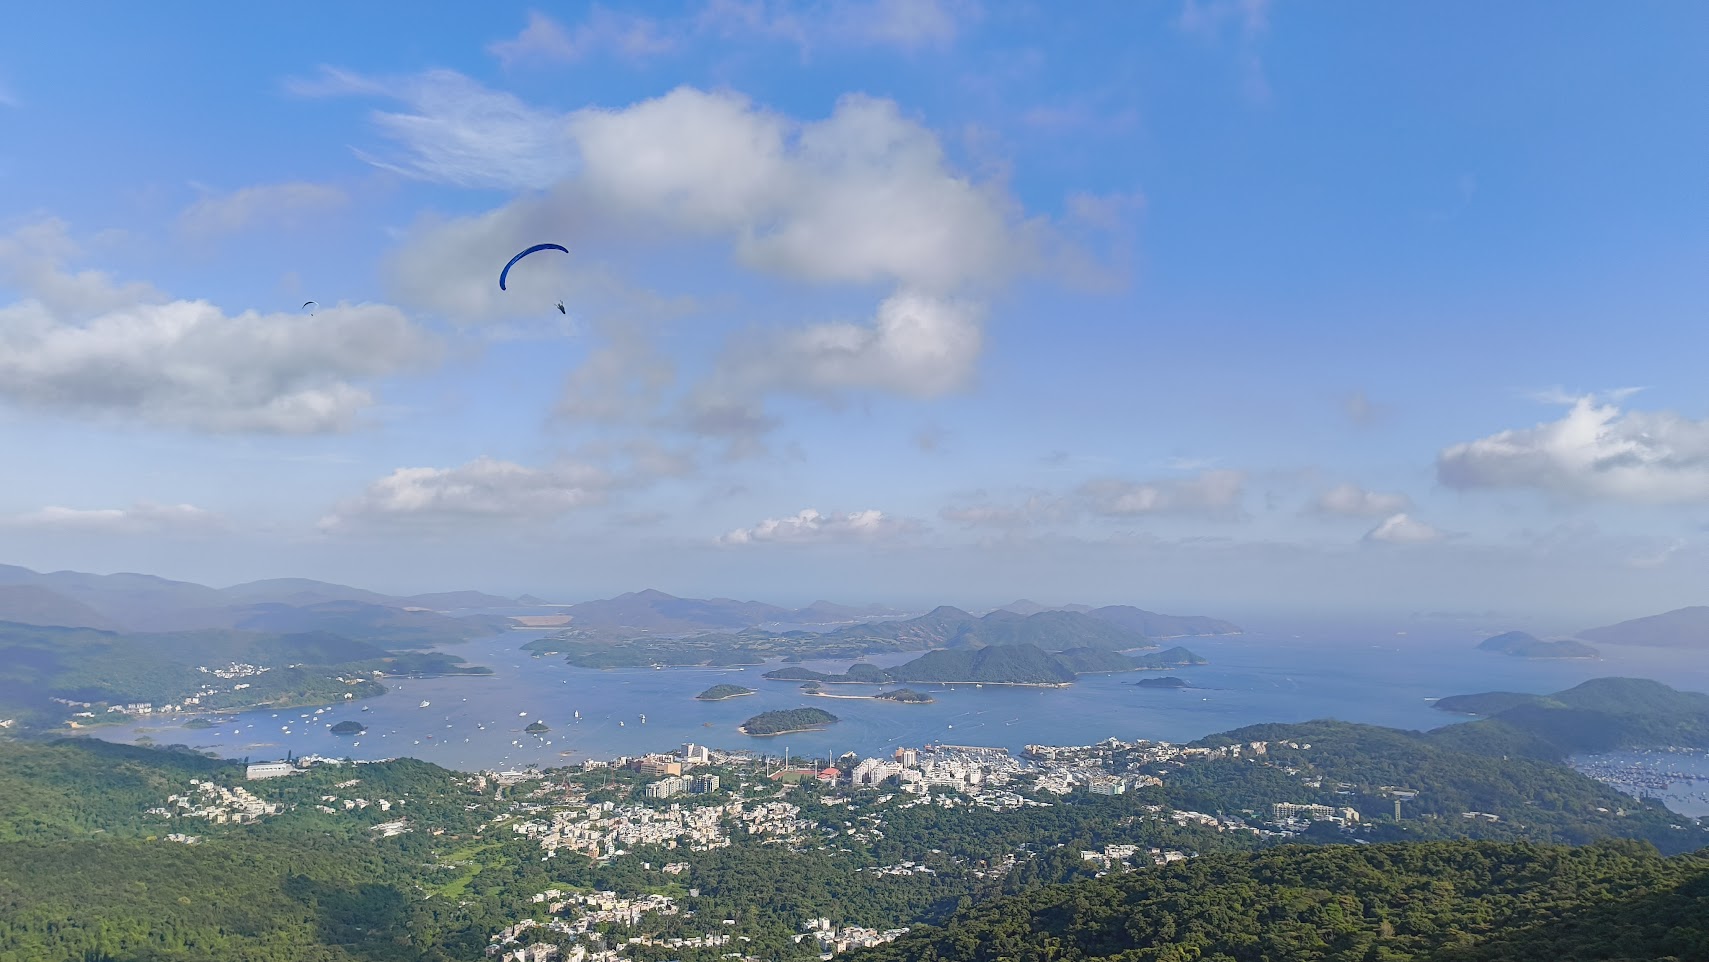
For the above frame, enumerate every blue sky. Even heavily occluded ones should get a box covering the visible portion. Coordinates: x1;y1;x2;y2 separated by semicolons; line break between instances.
2;1;1707;626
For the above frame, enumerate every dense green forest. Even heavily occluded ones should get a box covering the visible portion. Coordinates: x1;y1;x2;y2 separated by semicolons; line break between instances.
1180;719;1703;851
741;708;839;734
852;839;1709;962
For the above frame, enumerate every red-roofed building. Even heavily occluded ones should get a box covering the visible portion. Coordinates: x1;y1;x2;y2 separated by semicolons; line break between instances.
818;767;841;783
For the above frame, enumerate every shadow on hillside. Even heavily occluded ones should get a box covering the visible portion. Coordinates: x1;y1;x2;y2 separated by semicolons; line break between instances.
283;873;418;960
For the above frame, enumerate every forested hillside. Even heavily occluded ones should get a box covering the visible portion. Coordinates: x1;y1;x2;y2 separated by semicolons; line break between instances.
855;840;1709;962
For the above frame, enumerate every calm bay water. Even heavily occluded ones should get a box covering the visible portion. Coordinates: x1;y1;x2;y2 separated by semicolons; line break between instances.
101;626;1709;777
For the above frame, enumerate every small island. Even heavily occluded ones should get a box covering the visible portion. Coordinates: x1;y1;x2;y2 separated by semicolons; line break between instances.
696;684;757;701
330;720;367;735
1475;631;1599;660
524;720;550;734
183;718;216;730
875;688;934;704
740;707;839;736
1132;677;1191;690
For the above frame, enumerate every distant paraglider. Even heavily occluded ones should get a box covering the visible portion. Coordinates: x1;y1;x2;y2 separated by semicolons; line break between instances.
498;243;569;292
301;300;318;316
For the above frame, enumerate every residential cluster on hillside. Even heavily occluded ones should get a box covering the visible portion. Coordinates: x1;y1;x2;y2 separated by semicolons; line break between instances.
151;780;281;824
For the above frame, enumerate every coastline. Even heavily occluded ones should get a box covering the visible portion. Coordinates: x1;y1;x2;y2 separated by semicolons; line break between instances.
739;725;832;737
805;691;934;705
915;680;1073;689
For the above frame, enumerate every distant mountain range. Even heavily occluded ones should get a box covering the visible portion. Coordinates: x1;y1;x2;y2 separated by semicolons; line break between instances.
556;589;905;633
1476;631;1599;660
991;600;1241;638
765;643;1207;686
1578;607;1709;649
0;564;527;640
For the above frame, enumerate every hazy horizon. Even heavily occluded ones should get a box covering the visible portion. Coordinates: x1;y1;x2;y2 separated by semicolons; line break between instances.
4;3;1708;628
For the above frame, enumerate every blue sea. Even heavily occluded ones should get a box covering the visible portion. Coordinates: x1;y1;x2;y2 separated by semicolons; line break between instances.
100;623;1709;780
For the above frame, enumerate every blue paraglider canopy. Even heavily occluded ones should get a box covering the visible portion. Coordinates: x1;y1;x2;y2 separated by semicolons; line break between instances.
499;243;569;291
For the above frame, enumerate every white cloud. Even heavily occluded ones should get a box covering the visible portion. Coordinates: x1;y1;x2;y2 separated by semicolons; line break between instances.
489;8;679;66
4;502;220;534
327;72;1061;444
1310;482;1410;518
0;221;439;434
940;494;1070;529
323;457;611;528
1079;469;1246;518
346;80;1039;294
1437;394;1709;504
719;289;983;399
178;181;347;237
718;507;914;545
1364;513;1444;545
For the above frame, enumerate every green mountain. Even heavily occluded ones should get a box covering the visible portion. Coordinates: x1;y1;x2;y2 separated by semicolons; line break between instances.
1579;605;1709;649
1083;604;1242;637
1432;677;1709;755
1052;647;1145;674
762;662;892;684
886;644;1080;685
1130;646;1208;669
0;620;493;728
814;607;1148;652
0;585;120;630
1476;630;1599;659
855;840;1709;962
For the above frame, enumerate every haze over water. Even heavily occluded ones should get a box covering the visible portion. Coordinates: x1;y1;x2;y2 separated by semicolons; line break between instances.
100;625;1709;777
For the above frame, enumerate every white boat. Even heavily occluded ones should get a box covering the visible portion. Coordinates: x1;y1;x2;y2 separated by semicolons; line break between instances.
639;714;646;724
419;701;431;708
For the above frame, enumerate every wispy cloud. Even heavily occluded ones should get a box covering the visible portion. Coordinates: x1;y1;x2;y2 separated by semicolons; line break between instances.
1363;513;1444;545
1078;469;1247;519
1177;0;1273;103
178;181;347;237
1309;482;1410;518
321;457;612;529
4;502;221;534
489;7;680;66
488;1;981;67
